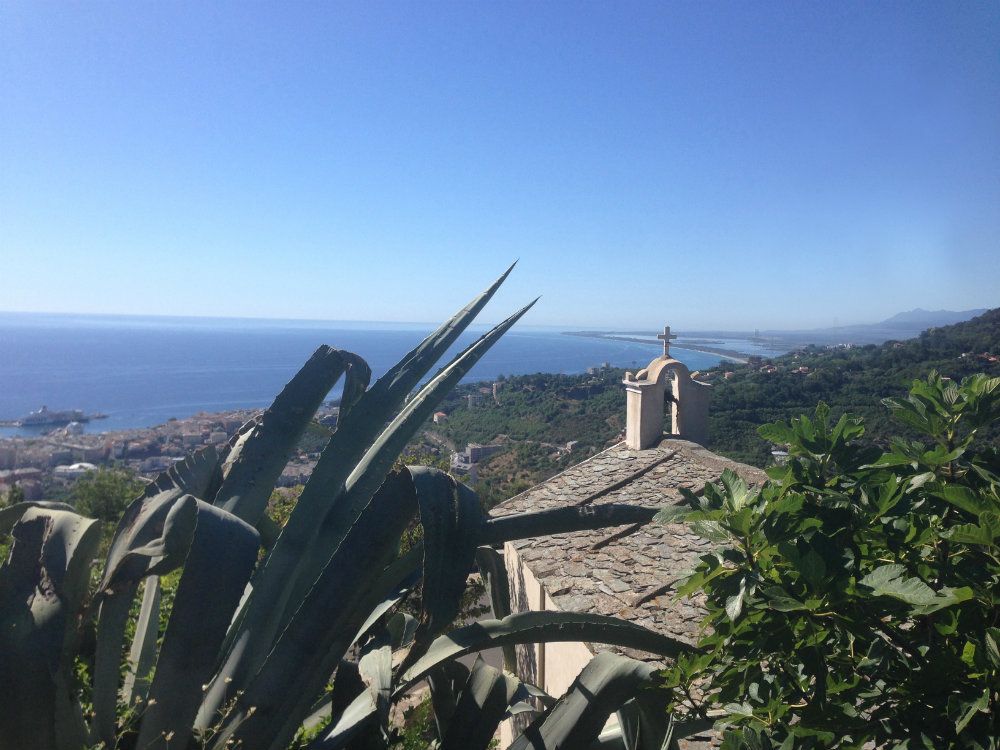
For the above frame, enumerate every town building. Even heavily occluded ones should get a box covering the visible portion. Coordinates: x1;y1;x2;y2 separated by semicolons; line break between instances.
450;441;505;482
0;444;15;470
52;462;98;481
0;467;44;486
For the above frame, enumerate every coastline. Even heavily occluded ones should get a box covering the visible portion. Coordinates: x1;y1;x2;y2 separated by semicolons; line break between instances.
562;331;749;364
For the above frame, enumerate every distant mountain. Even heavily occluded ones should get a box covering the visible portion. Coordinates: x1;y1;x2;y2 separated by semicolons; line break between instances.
755;307;994;347
879;308;988;328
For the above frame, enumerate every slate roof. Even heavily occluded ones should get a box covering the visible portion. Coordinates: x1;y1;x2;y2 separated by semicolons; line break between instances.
492;438;766;661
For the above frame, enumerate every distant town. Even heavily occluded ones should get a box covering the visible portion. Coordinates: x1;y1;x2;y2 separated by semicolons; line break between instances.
0;404;341;501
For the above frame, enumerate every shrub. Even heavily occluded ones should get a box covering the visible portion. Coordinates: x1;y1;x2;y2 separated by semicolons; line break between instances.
660;372;1000;748
72;467;146;524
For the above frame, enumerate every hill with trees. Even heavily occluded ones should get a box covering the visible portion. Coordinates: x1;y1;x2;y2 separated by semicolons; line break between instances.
424;308;1000;503
708;307;1000;465
425;367;628;506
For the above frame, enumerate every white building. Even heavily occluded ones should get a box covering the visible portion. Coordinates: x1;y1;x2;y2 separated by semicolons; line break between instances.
53;462;98;480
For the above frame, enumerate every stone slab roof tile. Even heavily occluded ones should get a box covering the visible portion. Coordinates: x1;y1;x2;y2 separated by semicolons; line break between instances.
494;438;766;664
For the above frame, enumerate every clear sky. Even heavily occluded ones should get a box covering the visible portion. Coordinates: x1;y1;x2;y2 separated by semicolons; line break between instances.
2;2;998;330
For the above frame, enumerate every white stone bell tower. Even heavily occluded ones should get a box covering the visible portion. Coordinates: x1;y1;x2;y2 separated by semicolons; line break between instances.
623;325;711;450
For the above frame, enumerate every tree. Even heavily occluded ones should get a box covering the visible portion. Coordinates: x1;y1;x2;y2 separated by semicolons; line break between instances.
3;483;25;506
72;466;145;523
659;372;1000;748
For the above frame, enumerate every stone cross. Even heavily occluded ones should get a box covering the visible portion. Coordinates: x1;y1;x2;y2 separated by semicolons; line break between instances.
657;325;677;357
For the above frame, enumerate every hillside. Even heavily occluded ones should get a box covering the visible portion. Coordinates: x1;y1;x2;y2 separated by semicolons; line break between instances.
707;307;1000;464
424;367;628;506
422;309;1000;504
880;307;988;327
749;307;988;347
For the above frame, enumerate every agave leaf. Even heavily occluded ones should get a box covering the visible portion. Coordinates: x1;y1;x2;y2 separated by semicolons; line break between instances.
481;503;660;545
440;656;522;750
506;700;540;718
212;345;353;524
616;690;672;750
398;611;694;693
399;467;483;673
0;507;101;750
428;660;470;738
91;448;214;748
257;513;282;550
387;611;419;651
91;591;139;746
508;652;658;750
327;659;364;728
617;699;642;750
92;492;199;745
209;468;419;750
476;546;512;620
517;680;556;708
204;269;519;717
216;299;537;724
350;546;423;648
121;576;161;707
337;353;373;420
113;494;199;577
217;415;259;482
358;632;393;740
0;501;77;535
286;299;538;633
99;446;219;592
305;690;377;750
201;546;421;737
475;545;516;670
135;501;259;750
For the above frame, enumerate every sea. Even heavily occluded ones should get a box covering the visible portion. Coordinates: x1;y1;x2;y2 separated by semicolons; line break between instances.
0;313;787;438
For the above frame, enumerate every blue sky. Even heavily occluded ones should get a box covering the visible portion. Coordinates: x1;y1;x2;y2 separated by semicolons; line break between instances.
1;2;998;330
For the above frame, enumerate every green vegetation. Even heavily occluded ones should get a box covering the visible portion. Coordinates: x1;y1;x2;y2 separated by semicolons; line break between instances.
659;372;1000;747
3;483;25;506
429;368;627;506
433;369;625;449
425;309;1000;480
72;467;146;525
709;308;1000;465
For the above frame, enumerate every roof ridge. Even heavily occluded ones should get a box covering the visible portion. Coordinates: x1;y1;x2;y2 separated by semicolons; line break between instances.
573;448;678;506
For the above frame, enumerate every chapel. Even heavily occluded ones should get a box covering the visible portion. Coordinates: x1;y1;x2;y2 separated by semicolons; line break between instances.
490;328;765;747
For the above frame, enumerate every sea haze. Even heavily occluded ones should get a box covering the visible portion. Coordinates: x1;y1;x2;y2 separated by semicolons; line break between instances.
0;313;757;436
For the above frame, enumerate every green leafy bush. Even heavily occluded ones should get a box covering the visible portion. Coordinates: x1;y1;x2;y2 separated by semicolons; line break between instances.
72;468;146;524
660;372;1000;748
707;308;1000;466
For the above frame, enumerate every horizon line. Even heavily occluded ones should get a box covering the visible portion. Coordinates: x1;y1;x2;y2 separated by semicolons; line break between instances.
0;306;990;335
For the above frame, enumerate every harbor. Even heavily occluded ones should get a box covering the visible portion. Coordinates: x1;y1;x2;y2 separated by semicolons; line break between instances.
0;405;107;429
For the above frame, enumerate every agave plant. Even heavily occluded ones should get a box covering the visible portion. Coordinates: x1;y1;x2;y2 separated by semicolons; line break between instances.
0;266;698;750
